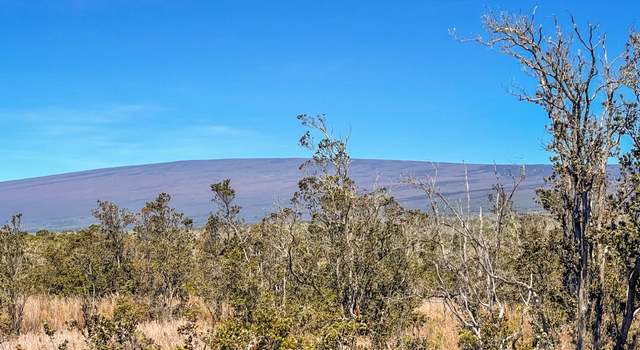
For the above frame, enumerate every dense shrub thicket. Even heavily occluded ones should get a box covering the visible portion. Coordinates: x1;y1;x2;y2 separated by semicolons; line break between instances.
5;11;640;350
3;116;438;349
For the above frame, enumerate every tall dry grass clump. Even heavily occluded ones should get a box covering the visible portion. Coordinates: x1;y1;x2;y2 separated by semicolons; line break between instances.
20;296;115;334
3;297;464;350
416;301;459;349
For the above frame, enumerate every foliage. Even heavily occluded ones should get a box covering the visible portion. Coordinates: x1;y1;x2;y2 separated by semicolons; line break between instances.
92;200;137;294
134;193;195;319
0;214;31;337
8;42;640;349
473;10;640;350
73;295;158;350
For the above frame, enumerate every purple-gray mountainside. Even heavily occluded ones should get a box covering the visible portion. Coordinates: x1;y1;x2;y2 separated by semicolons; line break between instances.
0;158;553;231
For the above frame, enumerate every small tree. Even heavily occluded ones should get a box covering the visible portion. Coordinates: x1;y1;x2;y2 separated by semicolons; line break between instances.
290;115;425;347
73;295;157;350
197;179;260;322
0;214;30;336
92;200;136;293
473;12;630;349
134;193;194;318
606;34;640;349
72;226;122;322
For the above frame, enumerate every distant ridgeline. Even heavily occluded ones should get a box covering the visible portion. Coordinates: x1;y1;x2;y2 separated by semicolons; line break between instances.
0;158;557;231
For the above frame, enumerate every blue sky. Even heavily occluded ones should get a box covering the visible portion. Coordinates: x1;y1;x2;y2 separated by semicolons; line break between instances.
2;0;640;181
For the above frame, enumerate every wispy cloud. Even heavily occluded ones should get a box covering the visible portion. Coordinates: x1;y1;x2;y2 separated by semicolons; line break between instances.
0;104;164;151
1;104;262;180
0;104;161;124
192;122;260;138
202;125;245;136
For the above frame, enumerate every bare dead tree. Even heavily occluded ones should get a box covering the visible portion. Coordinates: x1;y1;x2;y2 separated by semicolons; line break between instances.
409;167;538;349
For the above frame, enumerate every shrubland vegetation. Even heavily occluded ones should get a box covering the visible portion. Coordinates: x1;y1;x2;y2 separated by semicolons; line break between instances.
5;10;640;350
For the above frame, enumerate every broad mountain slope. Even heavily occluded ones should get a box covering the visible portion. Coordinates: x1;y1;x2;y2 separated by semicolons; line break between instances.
0;159;552;231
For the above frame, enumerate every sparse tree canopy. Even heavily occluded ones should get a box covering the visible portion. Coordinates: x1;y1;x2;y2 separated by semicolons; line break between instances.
472;10;640;350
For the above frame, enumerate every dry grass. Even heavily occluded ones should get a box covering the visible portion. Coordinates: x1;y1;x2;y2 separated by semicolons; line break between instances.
3;296;462;350
20;295;116;335
2;296;210;350
1;321;186;350
1;328;84;350
2;296;163;350
415;301;459;349
137;320;184;349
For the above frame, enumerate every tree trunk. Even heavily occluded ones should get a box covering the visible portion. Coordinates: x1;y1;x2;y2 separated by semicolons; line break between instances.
576;256;589;350
575;206;590;350
591;245;607;350
615;257;640;350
